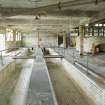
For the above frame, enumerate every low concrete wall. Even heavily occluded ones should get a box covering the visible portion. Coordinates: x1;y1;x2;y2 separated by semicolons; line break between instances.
0;61;15;84
62;59;105;105
45;57;59;105
49;48;105;105
0;48;28;84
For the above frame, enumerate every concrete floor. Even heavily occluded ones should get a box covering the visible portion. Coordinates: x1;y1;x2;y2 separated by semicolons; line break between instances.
47;58;96;105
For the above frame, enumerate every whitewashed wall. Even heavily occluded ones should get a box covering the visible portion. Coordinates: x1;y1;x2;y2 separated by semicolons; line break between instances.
76;36;105;53
22;32;58;47
22;34;37;47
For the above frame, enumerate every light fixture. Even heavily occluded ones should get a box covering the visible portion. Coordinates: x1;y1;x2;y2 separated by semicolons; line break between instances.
34;15;40;20
85;24;89;27
58;1;62;10
95;24;99;27
99;24;102;27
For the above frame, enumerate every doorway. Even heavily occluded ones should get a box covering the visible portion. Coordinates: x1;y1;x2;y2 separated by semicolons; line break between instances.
0;34;5;50
58;35;63;47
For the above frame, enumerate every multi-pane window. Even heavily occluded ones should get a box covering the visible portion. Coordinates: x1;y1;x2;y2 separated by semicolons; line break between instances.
6;28;13;41
16;32;22;41
6;29;22;41
18;32;20;41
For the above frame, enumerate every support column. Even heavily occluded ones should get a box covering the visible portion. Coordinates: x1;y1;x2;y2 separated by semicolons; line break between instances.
63;35;66;48
37;31;40;48
13;30;16;41
13;29;17;48
79;25;85;56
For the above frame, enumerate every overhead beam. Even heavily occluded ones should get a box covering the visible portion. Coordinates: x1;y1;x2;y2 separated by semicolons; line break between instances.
0;0;100;18
0;7;98;17
90;13;105;25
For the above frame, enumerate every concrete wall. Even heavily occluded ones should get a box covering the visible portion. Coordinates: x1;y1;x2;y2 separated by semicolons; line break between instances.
22;34;37;47
22;32;58;48
70;36;76;47
76;36;105;53
41;35;58;47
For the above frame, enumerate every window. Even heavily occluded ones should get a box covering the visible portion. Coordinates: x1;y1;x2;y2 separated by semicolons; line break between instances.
18;32;20;41
6;28;13;41
6;33;11;41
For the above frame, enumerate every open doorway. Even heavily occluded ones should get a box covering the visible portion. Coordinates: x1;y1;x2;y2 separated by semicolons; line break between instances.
58;35;63;47
0;34;5;50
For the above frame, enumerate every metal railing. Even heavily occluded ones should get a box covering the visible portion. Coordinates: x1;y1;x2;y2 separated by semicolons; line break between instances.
44;46;105;105
0;47;27;65
53;47;105;79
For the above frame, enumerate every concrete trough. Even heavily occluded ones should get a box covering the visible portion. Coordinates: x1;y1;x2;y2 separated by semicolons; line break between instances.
48;48;105;105
0;48;28;84
0;61;15;84
25;48;58;105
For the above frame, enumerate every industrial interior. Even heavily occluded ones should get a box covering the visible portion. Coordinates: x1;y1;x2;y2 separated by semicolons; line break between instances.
0;0;105;105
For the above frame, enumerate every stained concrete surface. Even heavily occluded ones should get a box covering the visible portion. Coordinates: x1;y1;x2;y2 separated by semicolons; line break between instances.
46;58;96;105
